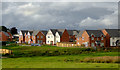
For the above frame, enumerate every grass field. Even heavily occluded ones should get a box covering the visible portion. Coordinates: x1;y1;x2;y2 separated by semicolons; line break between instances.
2;45;119;68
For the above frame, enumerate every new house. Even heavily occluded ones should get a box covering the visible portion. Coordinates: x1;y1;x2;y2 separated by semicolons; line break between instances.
32;30;47;44
102;29;120;47
19;30;28;43
0;31;12;42
46;29;79;45
25;31;33;44
76;30;106;47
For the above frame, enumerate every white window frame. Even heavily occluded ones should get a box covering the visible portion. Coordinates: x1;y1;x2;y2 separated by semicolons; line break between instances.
41;36;43;38
37;36;39;38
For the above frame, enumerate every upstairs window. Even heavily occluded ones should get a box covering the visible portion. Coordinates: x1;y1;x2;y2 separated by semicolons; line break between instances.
37;36;39;38
101;37;103;40
77;38;79;40
92;37;94;40
82;37;84;40
48;36;50;38
41;36;43;38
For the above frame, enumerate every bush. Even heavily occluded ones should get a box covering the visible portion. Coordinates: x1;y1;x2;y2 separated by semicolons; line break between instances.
4;47;95;58
81;56;120;63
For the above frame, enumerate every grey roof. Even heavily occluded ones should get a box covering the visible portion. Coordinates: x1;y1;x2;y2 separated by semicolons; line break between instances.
2;31;10;36
50;29;58;36
32;30;40;36
105;29;120;37
28;31;33;35
86;30;105;37
21;30;28;36
67;30;79;36
57;29;65;36
41;30;47;36
76;31;84;38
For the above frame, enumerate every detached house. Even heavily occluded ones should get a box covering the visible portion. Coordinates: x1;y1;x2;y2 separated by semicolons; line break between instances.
19;30;28;43
76;30;106;47
102;29;120;47
32;30;47;44
25;31;33;44
0;31;12;42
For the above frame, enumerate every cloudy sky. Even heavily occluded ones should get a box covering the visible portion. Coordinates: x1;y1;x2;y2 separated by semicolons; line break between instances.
1;2;118;31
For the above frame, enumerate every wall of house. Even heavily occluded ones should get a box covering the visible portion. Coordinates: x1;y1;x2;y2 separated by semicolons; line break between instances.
55;32;60;44
102;29;110;47
36;32;46;44
61;29;69;42
46;30;55;44
19;31;23;43
0;32;9;41
110;37;120;46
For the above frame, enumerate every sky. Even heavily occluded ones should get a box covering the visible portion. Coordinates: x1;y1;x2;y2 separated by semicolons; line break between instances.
1;2;119;31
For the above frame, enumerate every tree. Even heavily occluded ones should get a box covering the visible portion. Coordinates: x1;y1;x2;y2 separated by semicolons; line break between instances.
10;27;18;35
0;26;8;32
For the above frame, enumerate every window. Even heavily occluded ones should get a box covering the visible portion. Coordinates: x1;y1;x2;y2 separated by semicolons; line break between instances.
33;36;35;39
38;40;39;43
41;36;43;38
40;40;43;43
100;43;104;47
92;37;94;40
91;43;94;47
28;36;30;38
101;37;103;40
82;37;84;40
48;36;50;38
37;36;39;38
78;42;79;44
112;42;114;45
33;41;35;43
97;38;99;40
48;41;49;43
77;38;79;40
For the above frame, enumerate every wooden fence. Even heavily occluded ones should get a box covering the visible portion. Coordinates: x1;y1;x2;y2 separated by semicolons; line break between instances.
56;42;80;47
0;49;12;54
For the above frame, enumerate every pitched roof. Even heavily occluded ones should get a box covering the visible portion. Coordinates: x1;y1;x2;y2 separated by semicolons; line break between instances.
50;29;65;36
21;30;28;36
76;31;84;38
28;31;33;35
1;31;10;36
32;30;40;36
105;29;120;37
41;31;47;36
67;30;79;36
86;30;105;37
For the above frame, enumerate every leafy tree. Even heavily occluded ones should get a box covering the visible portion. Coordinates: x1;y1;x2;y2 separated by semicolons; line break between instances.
0;26;8;32
10;27;18;35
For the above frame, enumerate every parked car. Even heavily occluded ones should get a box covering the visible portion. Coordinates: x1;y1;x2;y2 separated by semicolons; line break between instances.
31;43;41;46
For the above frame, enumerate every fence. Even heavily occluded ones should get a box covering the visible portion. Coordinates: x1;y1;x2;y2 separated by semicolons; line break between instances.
56;42;81;47
0;49;12;54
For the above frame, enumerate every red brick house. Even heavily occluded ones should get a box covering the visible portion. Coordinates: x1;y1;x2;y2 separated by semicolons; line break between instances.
67;30;79;42
102;29;120;47
32;30;47;44
0;31;12;41
76;30;106;47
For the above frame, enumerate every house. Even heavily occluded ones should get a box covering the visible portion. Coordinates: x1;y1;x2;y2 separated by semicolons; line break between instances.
102;29;120;47
25;31;33;44
46;29;58;45
76;30;106;47
67;30;79;42
19;30;28;43
32;30;47;44
0;31;12;42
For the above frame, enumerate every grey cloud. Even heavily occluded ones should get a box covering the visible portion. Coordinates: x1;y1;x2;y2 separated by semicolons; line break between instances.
2;2;117;31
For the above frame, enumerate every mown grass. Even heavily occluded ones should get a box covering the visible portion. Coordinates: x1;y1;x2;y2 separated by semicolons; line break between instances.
2;45;119;68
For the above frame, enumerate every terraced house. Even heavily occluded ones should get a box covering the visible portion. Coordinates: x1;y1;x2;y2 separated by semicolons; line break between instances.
76;30;106;47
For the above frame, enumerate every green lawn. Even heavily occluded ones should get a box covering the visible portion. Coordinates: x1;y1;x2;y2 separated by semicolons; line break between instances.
2;53;119;68
2;45;119;68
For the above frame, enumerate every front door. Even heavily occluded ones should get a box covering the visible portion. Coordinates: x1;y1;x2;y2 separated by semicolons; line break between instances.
50;41;53;45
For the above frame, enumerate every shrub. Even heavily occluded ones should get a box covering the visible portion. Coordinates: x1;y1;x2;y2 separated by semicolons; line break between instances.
82;56;120;63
